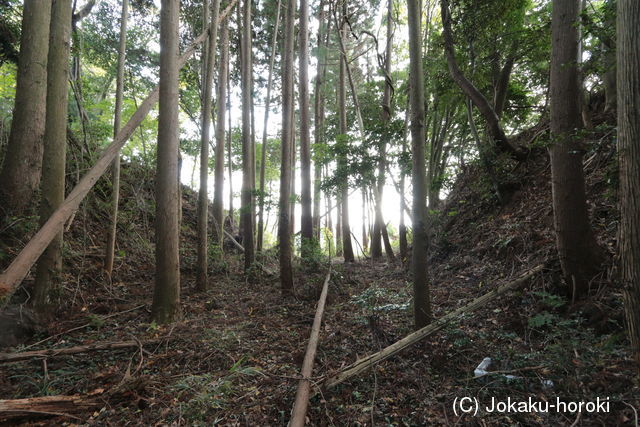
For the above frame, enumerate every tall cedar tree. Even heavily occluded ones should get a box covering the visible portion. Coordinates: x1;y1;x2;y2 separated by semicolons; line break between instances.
0;1;51;219
152;0;181;323
617;0;640;369
105;0;129;277
337;0;354;262
312;0;328;240
279;0;296;293
196;0;221;291
213;19;229;245
32;0;73;310
258;0;282;252
408;0;432;328
549;0;603;300
240;0;255;269
299;0;313;250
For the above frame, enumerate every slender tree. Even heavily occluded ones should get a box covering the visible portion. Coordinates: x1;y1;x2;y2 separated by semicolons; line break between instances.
371;0;393;261
440;0;524;162
213;19;230;245
299;0;313;253
408;0;431;328
240;0;255;269
617;0;640;369
152;0;181;323
196;0;221;291
104;0;129;278
279;0;296;293
257;0;282;252
0;0;51;219
32;0;73;310
337;0;354;262
312;0;328;241
549;0;602;301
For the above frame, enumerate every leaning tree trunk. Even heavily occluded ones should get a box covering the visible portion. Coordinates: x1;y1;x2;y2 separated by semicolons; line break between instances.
299;0;314;255
549;0;603;301
240;0;255;270
279;0;296;294
196;0;221;291
617;0;640;369
408;0;432;328
440;0;524;162
32;0;73;311
213;19;229;246
152;0;181;324
0;0;51;220
257;0;281;252
104;0;129;278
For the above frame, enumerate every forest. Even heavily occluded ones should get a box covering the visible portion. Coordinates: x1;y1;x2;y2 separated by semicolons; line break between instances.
0;0;638;424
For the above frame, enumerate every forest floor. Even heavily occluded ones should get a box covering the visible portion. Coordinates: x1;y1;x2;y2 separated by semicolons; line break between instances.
1;115;639;425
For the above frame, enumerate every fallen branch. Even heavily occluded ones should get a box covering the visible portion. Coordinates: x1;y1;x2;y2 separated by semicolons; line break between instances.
0;339;161;363
0;390;104;421
0;0;238;306
289;269;332;427
324;264;545;389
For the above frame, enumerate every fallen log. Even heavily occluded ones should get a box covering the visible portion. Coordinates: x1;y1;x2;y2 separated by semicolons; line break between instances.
0;0;238;307
324;264;545;389
289;269;331;427
0;339;158;363
0;390;104;421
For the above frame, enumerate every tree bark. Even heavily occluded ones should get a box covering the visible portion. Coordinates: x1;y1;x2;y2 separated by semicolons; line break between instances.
371;0;393;260
337;2;354;263
279;0;296;294
257;0;282;252
298;0;313;253
0;0;51;219
240;0;255;270
152;0;181;324
196;0;221;291
32;0;73;310
440;0;524;162
549;0;603;301
408;0;431;328
105;0;129;278
617;0;640;370
312;0;329;241
213;19;229;246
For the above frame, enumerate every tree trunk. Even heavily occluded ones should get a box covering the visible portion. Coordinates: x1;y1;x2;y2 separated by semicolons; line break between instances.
257;0;282;252
279;0;296;294
227;52;234;228
213;19;229;246
152;0;181;324
240;0;255;270
440;0;524;162
104;0;129;278
371;0;393;260
196;0;221;291
549;0;603;301
0;0;51;219
408;0;431;328
335;198;342;257
337;2;354;263
617;0;640;370
299;0;313;254
312;0;328;242
32;0;72;310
